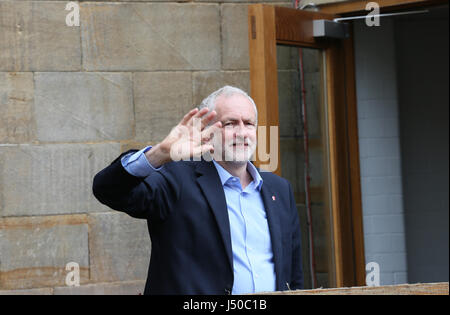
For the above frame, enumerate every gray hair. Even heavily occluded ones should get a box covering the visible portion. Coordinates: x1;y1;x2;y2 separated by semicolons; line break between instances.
199;85;258;125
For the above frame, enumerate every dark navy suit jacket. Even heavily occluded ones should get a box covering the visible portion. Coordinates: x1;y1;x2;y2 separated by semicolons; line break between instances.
92;150;303;295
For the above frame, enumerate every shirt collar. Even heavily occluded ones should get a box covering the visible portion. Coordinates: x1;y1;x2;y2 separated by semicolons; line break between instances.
212;160;263;191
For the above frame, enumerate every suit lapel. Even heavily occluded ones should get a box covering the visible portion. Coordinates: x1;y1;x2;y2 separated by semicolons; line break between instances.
195;161;234;274
260;179;284;291
195;161;284;290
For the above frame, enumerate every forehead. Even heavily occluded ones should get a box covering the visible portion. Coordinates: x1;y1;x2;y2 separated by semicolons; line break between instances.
214;94;256;121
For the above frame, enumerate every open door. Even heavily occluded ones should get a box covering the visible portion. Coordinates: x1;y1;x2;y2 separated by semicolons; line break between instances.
248;5;365;288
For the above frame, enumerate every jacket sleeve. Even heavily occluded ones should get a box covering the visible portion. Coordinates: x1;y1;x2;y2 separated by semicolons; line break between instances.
288;181;304;290
92;150;179;220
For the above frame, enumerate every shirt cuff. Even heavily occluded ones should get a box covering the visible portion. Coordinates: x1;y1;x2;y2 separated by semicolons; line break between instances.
121;146;162;177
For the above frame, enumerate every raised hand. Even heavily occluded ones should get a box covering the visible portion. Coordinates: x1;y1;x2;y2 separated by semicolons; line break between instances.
145;108;222;168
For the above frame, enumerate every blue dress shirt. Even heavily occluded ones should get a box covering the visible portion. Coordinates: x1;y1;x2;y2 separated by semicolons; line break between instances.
121;147;276;294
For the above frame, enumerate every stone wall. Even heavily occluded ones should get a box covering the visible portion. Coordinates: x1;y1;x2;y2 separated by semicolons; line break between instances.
0;0;290;293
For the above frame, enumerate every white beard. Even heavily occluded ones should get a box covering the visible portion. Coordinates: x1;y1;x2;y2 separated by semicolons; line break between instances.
212;136;256;164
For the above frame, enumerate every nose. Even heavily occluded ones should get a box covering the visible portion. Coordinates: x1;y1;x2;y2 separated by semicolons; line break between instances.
233;121;248;138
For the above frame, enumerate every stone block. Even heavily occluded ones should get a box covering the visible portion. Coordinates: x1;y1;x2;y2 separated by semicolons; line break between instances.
0;143;121;217
192;71;250;106
54;280;145;295
120;141;155;153
221;4;249;70
0;72;35;143
34;72;134;142
88;212;151;283
0;215;89;290
0;287;53;295
81;3;220;71
0;1;81;71
133;72;192;143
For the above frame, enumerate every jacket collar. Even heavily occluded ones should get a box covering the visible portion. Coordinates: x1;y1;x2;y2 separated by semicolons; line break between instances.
211;160;263;191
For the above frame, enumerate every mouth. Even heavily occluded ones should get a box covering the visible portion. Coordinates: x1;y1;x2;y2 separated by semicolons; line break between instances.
232;143;249;148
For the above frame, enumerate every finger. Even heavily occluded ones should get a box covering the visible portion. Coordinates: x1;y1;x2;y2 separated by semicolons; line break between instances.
190;108;214;134
179;108;199;126
200;110;218;130
189;107;210;126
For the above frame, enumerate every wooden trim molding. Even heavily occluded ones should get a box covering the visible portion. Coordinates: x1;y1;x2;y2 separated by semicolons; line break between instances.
274;6;335;48
318;0;449;15
248;4;281;175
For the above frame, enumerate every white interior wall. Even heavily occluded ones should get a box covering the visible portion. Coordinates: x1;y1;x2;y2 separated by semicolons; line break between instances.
353;18;408;285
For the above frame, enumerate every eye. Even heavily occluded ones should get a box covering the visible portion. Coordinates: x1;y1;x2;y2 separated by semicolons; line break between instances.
223;121;236;127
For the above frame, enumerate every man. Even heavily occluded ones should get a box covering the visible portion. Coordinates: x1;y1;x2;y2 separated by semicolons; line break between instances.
93;86;303;295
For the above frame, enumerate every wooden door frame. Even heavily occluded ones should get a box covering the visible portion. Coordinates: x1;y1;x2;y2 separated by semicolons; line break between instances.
316;0;449;15
248;4;365;288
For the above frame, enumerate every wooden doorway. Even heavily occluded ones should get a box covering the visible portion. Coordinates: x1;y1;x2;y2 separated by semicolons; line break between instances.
248;4;365;288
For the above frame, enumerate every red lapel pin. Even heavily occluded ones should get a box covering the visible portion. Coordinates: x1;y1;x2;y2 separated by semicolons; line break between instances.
272;195;276;201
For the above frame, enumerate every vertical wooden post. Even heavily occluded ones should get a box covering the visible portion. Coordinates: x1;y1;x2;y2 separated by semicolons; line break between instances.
326;42;346;288
326;37;365;287
248;4;281;175
343;26;366;287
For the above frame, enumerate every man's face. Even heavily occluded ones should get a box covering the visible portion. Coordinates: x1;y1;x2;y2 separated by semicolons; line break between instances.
212;93;257;164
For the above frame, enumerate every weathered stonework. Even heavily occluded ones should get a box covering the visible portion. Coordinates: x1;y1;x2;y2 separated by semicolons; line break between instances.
88;212;151;283
221;4;250;70
34;72;134;142
192;71;250;106
0;1;81;71
133;72;193;143
0;143;120;217
53;280;146;295
0;215;89;290
0;72;36;143
81;3;221;71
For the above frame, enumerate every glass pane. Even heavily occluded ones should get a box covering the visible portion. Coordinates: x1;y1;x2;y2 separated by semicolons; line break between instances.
276;45;335;289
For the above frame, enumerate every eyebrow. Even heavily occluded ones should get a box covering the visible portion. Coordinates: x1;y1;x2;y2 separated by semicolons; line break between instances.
221;117;256;123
